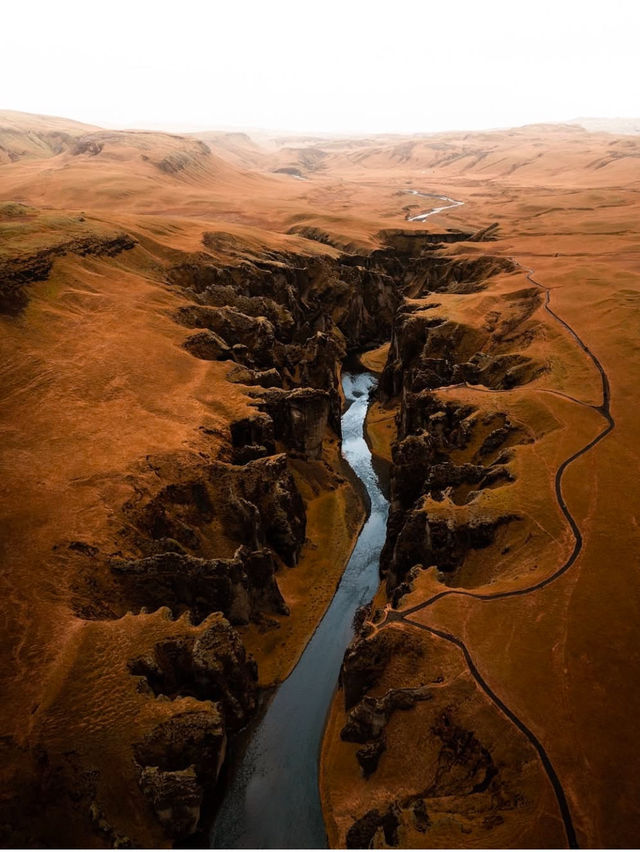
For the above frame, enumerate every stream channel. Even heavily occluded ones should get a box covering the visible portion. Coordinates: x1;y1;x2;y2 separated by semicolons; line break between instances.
210;369;390;848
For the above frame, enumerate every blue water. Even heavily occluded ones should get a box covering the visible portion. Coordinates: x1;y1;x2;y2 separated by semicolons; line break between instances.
210;371;389;848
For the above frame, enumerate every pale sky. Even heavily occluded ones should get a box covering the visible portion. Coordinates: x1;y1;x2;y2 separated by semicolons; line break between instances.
3;0;639;134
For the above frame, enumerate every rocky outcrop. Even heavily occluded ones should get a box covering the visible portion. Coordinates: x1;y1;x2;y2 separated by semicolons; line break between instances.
157;148;208;174
226;364;283;388
343;711;509;848
129;613;259;842
0;233;136;314
72;137;104;156
134;709;226;779
123;454;306;570
228;455;307;566
380;311;544;401
239;547;290;615
169;248;401;366
346;806;400;849
176;305;276;368
355;739;387;777
377;386;531;592
138;766;203;841
230;411;276;463
340;686;433;776
285;331;345;430
376;264;543;403
129;616;258;727
378;228;476;249
341;687;433;744
370;261;542;594
341;628;426;710
286;224;339;247
182;329;231;361
113;552;252;624
384;511;518;591
409;254;516;295
111;548;287;625
252;387;332;459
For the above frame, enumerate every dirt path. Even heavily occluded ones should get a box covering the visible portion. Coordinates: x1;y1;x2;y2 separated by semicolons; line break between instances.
378;196;616;848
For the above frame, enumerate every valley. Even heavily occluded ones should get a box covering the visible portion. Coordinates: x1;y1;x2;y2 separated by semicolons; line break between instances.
1;112;639;848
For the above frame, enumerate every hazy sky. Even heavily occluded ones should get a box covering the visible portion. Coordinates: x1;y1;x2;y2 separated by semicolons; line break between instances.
3;0;639;134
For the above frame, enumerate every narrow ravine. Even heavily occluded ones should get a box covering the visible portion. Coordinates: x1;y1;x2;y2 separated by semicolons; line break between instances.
210;371;389;849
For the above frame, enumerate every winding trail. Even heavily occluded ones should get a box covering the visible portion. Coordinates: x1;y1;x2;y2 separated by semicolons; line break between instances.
379;192;616;848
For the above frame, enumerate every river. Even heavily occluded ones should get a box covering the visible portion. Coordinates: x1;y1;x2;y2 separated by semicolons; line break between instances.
405;189;464;221
210;370;389;849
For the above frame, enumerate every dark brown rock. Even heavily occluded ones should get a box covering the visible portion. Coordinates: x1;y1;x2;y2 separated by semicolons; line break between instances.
356;739;387;777
384;511;518;590
111;552;252;625
341;629;425;710
123;453;306;571
138;766;202;840
230;411;276;463
226;365;283;388
254;387;332;459
182;329;231;361
215;454;306;566
341;687;432;743
175;305;276;368
129;616;258;729
346;805;400;848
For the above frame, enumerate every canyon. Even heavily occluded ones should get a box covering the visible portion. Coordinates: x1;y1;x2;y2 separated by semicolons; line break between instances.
1;111;640;848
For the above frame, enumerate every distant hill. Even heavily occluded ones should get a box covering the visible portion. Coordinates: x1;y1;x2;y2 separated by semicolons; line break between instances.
0;109;101;162
569;116;640;135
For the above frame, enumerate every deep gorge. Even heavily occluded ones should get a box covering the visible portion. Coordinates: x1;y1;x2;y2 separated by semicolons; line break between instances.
2;112;636;851
2;221;548;847
123;228;547;845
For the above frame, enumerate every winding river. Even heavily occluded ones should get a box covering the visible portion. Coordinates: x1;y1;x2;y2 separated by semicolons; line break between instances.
405;189;464;221
210;371;389;849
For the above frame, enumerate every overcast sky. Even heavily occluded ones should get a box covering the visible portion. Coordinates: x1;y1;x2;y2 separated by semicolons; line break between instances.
3;0;639;134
